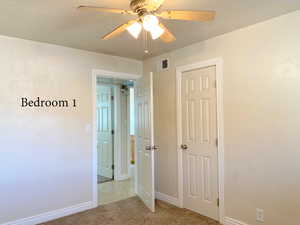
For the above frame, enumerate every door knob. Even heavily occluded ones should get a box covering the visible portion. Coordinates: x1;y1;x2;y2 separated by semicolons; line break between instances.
145;145;152;151
181;144;188;150
145;145;159;151
153;145;159;150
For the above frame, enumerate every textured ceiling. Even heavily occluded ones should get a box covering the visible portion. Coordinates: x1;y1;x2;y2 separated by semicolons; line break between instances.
0;0;299;60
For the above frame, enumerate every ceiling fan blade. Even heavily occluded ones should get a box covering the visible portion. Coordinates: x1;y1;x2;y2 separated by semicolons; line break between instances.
147;0;166;11
78;6;136;15
159;23;176;43
102;20;138;40
156;10;215;21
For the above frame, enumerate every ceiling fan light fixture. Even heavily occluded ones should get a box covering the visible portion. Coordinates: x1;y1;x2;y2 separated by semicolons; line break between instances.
148;0;165;6
126;22;142;39
78;1;216;44
149;25;164;40
143;14;159;32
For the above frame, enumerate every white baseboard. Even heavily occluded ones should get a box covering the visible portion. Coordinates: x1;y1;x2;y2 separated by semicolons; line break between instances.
155;192;181;207
1;201;94;225
223;217;249;225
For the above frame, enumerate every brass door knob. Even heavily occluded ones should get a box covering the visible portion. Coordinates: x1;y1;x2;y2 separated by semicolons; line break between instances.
181;144;188;150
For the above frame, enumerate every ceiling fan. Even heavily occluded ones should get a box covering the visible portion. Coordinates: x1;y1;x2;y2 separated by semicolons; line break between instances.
78;0;215;43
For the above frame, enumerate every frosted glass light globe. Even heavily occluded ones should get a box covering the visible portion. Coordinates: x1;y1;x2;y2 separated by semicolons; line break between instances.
143;15;159;32
126;22;142;39
150;25;164;40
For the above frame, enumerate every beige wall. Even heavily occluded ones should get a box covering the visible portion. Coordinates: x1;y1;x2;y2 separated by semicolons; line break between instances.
145;10;300;225
0;35;142;224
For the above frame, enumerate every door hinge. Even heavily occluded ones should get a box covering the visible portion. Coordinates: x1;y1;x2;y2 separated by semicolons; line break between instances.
217;198;220;207
214;80;217;88
111;130;115;135
111;95;114;101
216;138;218;147
112;164;115;170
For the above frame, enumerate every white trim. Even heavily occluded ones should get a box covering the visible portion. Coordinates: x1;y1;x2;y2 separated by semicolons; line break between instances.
127;88;132;180
92;71;98;208
176;58;225;224
133;84;138;195
92;69;141;206
223;217;249;225
1;202;93;225
155;192;181;207
93;69;141;80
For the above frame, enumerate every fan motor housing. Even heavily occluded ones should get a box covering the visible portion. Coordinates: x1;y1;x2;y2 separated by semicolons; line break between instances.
130;0;159;14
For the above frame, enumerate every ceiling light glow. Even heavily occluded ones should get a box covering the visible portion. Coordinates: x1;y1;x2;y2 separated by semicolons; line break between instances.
143;15;159;32
143;15;164;39
126;22;142;39
149;25;164;40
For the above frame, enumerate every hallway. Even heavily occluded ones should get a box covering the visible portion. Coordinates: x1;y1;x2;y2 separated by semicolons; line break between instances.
98;179;135;205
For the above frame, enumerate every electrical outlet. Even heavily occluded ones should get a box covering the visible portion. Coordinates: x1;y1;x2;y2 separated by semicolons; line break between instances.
256;208;264;222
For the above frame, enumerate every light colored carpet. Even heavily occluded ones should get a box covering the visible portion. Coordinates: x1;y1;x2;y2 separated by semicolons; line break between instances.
40;197;221;225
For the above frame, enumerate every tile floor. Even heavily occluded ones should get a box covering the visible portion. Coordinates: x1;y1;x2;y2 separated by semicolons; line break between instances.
98;178;135;205
97;175;113;184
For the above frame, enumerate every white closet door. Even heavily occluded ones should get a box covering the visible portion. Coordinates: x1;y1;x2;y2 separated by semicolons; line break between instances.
181;66;219;220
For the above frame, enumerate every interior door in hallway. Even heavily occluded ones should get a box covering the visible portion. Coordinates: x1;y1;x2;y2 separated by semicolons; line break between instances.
181;66;219;220
97;85;114;179
135;72;155;212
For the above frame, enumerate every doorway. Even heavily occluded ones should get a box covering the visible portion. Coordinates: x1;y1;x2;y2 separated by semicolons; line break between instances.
92;70;156;212
176;59;225;223
96;77;136;205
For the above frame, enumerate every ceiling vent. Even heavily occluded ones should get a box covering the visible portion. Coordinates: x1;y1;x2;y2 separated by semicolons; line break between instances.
160;58;169;71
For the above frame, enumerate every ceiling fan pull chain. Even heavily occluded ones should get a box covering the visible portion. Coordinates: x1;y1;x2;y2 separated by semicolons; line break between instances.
143;29;145;51
144;30;149;54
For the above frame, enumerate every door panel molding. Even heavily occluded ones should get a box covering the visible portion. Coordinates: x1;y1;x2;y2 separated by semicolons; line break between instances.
135;72;155;212
97;85;113;179
176;58;224;224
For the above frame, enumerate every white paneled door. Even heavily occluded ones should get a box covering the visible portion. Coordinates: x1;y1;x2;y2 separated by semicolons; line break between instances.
97;85;113;179
181;66;219;220
135;72;155;212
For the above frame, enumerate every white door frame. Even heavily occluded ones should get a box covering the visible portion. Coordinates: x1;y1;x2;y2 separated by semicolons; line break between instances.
176;58;225;223
92;69;141;207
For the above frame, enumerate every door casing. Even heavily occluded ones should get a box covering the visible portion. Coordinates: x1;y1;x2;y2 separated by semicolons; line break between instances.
176;58;225;224
92;69;141;207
